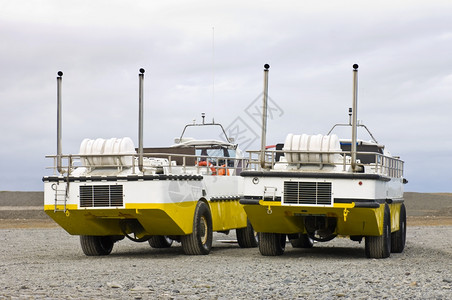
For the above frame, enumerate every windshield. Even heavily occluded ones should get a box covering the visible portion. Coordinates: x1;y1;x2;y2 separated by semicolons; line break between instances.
195;147;236;167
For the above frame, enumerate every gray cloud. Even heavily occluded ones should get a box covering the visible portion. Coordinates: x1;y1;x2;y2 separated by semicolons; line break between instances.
1;1;451;192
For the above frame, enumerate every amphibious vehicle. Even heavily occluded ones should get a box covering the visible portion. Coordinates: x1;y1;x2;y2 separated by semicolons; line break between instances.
240;64;406;258
43;69;257;256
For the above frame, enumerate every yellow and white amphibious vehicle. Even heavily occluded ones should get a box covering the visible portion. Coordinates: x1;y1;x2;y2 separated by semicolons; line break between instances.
43;69;257;256
240;64;407;258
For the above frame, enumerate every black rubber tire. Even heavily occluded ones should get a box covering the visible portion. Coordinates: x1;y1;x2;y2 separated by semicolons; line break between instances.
80;236;114;256
236;219;258;248
148;236;173;248
391;203;406;253
365;204;391;259
181;201;213;255
289;233;314;248
258;233;286;256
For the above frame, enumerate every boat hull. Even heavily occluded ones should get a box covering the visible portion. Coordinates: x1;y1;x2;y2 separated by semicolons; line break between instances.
242;202;403;236
43;175;247;236
240;172;404;237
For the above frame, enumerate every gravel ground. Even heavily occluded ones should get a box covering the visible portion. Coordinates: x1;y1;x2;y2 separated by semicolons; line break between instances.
1;226;451;299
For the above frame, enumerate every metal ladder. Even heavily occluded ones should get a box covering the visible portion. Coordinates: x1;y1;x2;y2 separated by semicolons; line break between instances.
263;186;278;201
52;182;68;212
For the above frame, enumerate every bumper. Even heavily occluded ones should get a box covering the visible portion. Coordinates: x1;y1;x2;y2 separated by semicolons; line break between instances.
44;202;197;236
241;199;403;237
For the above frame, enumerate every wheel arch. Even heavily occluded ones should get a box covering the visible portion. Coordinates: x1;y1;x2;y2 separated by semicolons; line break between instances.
198;197;211;212
388;201;404;232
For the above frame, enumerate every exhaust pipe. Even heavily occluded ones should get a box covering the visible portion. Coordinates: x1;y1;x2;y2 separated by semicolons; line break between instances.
260;64;270;169
138;68;145;172
351;64;359;171
56;71;64;174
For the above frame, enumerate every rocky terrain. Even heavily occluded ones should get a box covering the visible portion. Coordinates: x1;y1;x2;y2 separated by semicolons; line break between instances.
0;191;451;299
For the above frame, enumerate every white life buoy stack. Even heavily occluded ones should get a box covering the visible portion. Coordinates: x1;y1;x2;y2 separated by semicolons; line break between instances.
79;137;136;167
283;134;342;164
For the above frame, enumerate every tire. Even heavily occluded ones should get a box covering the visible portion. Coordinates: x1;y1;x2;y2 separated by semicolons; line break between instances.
80;236;114;256
289;233;314;248
181;201;213;255
236;219;258;248
148;236;173;248
365;204;391;259
391;203;406;253
258;233;286;256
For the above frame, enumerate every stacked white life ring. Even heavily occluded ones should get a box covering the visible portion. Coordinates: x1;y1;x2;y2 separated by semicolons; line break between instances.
79;137;136;167
283;133;341;164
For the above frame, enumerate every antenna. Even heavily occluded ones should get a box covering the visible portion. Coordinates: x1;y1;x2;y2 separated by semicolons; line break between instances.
211;27;215;117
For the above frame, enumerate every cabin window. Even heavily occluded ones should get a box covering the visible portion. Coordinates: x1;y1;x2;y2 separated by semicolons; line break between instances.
339;142;383;164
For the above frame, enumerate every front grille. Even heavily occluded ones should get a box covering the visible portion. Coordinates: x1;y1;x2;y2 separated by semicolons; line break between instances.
283;181;332;206
80;185;123;207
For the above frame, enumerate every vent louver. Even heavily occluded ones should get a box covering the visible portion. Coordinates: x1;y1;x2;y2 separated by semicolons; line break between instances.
80;185;123;207
283;181;332;206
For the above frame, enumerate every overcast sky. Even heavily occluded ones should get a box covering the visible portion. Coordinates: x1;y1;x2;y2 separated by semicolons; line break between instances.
1;0;451;192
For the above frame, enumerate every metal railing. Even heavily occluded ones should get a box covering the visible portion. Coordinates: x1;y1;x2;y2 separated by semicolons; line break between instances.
245;150;404;178
45;153;248;176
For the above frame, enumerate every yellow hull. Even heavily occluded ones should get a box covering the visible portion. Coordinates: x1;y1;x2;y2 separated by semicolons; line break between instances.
243;201;402;237
45;200;248;236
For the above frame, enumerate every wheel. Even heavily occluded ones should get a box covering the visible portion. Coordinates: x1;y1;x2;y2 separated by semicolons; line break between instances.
258;233;286;256
236;219;258;248
181;201;213;255
365;204;391;259
80;236;114;256
148;236;173;248
391;203;406;253
289;233;314;248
